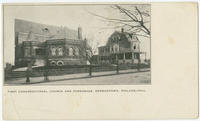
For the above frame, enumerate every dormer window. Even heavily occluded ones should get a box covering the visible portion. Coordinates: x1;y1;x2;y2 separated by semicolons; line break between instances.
113;44;119;53
42;27;49;33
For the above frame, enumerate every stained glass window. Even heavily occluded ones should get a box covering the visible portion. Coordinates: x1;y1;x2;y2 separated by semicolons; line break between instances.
58;47;63;56
69;47;73;56
51;47;56;56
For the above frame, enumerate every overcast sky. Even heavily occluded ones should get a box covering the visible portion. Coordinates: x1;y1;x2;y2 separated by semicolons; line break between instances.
4;4;150;65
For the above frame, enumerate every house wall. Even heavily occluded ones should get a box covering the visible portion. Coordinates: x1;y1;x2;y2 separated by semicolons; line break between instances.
97;30;147;65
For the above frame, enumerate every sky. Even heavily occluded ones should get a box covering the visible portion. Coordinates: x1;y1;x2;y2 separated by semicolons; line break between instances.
3;4;150;65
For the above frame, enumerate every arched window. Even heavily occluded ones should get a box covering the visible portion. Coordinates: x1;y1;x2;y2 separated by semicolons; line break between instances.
111;47;114;52
75;48;79;56
50;61;56;66
57;46;63;56
57;61;64;66
51;47;56;56
69;47;73;56
134;44;136;50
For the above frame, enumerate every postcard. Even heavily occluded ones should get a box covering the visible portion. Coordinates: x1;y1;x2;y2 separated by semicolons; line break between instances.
2;2;198;119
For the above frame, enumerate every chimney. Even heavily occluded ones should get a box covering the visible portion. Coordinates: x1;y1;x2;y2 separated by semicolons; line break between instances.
78;26;82;40
121;28;124;33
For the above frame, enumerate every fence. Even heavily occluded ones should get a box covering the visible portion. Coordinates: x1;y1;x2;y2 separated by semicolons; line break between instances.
5;64;150;80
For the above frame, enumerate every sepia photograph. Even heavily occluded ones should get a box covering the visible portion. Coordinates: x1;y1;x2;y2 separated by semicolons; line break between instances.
4;4;151;85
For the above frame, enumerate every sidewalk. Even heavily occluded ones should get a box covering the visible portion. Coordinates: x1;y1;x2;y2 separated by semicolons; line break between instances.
4;68;150;85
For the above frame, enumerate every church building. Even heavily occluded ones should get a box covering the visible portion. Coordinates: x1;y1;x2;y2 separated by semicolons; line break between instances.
14;19;87;67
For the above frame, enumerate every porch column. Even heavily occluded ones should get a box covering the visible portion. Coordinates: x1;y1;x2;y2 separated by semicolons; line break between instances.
115;54;119;74
145;52;147;62
115;54;118;64
99;56;101;64
132;52;134;64
97;56;99;64
138;53;141;62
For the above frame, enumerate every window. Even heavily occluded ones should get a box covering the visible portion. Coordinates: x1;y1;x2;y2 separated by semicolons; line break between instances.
134;53;139;59
24;48;29;57
50;61;56;66
51;47;56;56
111;47;114;52
125;52;132;59
57;47;63;56
113;44;119;53
117;54;123;59
114;45;119;52
134;45;136;50
57;61;64;66
75;48;79;56
69;47;73;56
24;48;30;57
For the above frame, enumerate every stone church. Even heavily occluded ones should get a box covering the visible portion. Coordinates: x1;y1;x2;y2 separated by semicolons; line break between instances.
15;19;87;67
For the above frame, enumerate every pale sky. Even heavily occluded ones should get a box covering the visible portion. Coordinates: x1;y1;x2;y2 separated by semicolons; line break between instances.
3;4;150;65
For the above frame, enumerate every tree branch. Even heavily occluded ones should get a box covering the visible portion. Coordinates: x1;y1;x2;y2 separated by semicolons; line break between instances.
132;33;150;38
114;5;139;22
87;10;133;23
135;6;143;22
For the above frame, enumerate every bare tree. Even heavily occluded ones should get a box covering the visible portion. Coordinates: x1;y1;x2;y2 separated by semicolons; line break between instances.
79;39;99;76
87;4;150;38
86;5;150;72
83;39;99;63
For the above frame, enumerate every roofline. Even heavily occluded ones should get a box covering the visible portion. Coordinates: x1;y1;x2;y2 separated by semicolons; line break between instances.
15;18;72;30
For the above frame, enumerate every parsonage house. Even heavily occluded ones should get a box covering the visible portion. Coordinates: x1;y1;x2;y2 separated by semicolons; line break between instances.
15;19;88;68
96;28;147;65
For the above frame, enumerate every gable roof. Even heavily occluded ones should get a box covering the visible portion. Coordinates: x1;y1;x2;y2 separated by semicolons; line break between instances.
106;31;139;47
15;19;78;40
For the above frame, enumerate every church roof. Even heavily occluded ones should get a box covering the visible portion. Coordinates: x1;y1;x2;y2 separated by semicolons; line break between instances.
15;19;78;40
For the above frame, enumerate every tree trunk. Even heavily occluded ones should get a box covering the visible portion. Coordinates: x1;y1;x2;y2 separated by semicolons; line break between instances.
26;62;32;83
26;69;30;83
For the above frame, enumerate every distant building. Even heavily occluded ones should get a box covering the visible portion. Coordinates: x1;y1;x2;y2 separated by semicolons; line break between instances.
15;19;87;67
97;28;146;65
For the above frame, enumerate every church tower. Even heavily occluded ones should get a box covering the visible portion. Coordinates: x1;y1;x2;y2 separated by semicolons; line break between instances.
78;26;82;40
